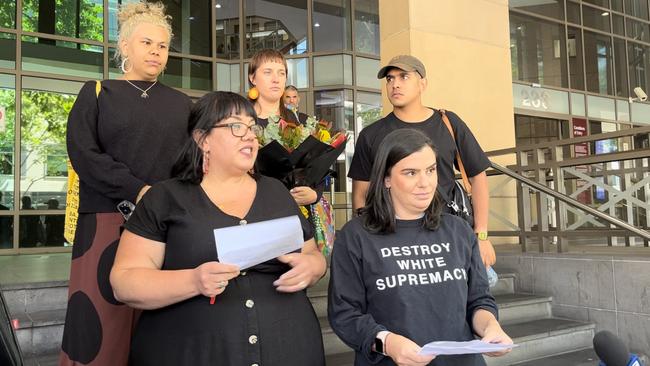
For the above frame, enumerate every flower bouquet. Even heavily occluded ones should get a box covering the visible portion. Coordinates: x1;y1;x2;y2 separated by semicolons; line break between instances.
255;114;347;189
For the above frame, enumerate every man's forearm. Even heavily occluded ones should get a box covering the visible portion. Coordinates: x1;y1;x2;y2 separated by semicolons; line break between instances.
469;171;489;232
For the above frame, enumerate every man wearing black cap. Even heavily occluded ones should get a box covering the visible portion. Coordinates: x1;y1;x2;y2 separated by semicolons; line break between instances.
348;55;496;268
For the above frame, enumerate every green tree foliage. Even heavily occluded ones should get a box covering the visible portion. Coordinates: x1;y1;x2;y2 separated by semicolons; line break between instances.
21;0;103;42
0;1;16;29
20;90;75;193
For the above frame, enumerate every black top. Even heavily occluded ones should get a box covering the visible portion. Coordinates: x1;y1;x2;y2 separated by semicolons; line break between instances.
328;214;497;366
124;176;324;366
66;80;192;213
348;109;490;201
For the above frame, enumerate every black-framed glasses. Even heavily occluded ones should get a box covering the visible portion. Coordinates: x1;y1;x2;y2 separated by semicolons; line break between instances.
213;122;263;137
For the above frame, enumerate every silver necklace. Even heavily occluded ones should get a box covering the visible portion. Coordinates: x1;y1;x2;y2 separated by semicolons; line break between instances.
124;79;157;98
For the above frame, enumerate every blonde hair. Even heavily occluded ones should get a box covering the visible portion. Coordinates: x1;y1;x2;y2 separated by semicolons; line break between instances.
115;1;173;65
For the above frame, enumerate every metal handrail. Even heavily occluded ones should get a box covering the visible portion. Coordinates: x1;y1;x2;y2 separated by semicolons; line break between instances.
489;162;650;241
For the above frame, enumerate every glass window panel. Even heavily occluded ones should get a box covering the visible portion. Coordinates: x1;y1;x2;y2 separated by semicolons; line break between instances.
613;14;625;35
313;54;352;86
216;0;240;60
612;0;623;12
314;89;352;195
509;0;564;19
22;0;104;41
626;18;650;42
0;33;16;69
43;213;65;246
217;63;241;92
286;57;308;89
567;1;580;24
354;0;379;55
571;92;586;116
313;0;351;52
166;0;211;56
21;37;103;79
628;41;650;94
617;99;631;121
587;94;616;119
355;91;381;131
244;0;308;58
584;0;609;7
107;0;139;43
159;57;212;91
568;27;585;90
0;0;16;28
584;31;614;95
314;89;352;131
583;5;611;32
355;57;380;89
631;99;650;123
625;0;649;20
0;74;15;212
108;47;121;80
20;81;78;248
0;216;13;249
510;13;568;88
614;38;629;97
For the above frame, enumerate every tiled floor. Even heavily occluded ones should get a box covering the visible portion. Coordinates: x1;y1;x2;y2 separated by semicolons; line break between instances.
0;253;70;286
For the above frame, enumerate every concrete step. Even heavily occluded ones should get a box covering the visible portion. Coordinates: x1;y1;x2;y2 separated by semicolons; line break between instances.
319;316;353;356
325;350;355;366
495;293;552;325
23;351;59;366
1;280;68;315
12;308;65;357
485;318;595;366
490;272;516;296
510;348;599;366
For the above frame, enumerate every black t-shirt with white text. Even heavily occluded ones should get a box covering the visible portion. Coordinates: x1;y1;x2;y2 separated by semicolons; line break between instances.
348;110;490;201
327;214;497;366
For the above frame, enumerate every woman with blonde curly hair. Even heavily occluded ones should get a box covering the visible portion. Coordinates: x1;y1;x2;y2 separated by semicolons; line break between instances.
60;2;191;365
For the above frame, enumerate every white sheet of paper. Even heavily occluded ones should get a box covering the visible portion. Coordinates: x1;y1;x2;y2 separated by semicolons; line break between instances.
214;215;304;270
418;340;516;356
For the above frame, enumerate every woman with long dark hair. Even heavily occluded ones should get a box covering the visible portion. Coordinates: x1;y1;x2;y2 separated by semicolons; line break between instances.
328;129;512;366
110;91;326;366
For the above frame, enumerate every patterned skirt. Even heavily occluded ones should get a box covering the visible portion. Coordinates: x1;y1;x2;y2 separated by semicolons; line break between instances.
59;213;137;366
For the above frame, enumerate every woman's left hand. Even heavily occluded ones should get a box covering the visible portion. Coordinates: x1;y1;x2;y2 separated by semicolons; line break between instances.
290;186;317;206
274;252;319;292
481;322;513;357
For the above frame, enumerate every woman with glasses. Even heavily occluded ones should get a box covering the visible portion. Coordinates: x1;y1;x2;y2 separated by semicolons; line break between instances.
62;2;191;365
110;91;327;366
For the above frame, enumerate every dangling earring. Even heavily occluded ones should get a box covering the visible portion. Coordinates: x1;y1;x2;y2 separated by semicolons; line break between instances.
120;57;132;74
248;86;259;100
202;150;210;174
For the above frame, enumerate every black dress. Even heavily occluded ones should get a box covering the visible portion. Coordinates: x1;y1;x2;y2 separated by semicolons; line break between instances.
124;176;326;366
61;80;191;366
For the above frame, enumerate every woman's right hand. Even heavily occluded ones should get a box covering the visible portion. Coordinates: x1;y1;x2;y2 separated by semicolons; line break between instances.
385;333;435;366
193;262;240;298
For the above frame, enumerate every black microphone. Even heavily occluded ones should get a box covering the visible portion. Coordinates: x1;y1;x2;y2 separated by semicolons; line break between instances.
593;330;643;366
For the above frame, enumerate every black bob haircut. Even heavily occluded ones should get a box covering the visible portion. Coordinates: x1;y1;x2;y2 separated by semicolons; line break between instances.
360;128;443;234
172;91;258;184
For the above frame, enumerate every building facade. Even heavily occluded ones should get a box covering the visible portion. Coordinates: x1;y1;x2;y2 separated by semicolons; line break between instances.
0;0;381;253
